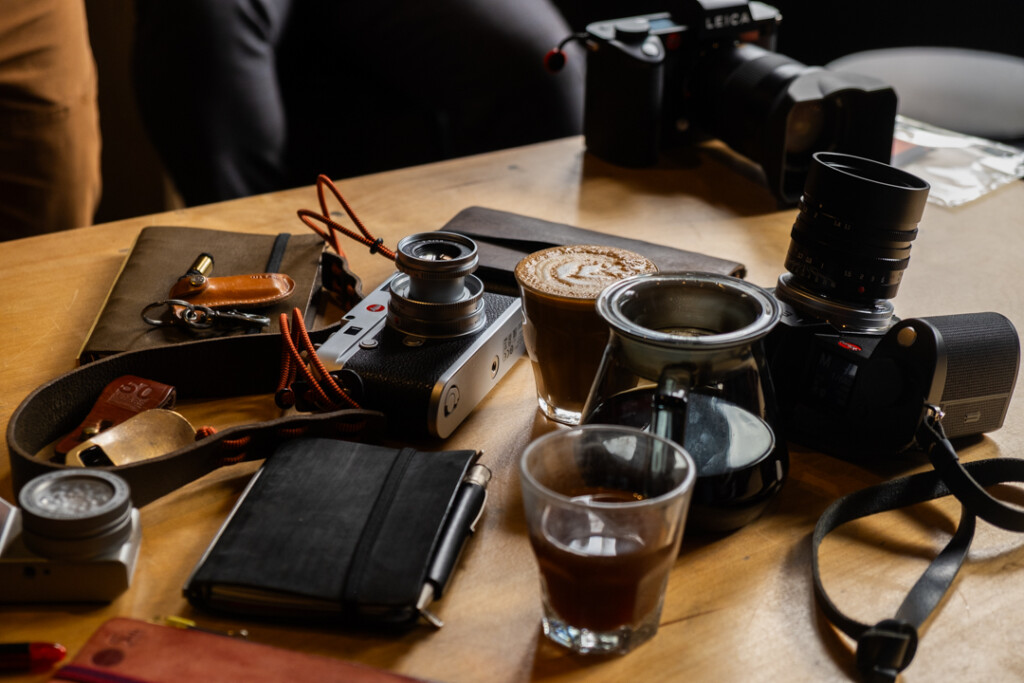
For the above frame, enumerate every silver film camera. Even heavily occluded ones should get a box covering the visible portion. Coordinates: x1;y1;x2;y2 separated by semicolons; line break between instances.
316;232;525;438
0;470;141;603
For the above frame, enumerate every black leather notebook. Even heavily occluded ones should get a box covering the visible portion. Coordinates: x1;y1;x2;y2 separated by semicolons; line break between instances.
184;438;481;629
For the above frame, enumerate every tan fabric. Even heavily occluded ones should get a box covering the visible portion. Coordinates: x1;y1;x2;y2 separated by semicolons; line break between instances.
0;0;101;241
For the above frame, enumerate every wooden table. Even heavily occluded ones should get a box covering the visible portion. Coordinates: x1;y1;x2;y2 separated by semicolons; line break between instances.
3;137;1024;681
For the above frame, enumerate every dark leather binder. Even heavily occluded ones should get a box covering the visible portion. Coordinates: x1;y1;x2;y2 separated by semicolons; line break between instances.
184;438;481;629
442;205;747;294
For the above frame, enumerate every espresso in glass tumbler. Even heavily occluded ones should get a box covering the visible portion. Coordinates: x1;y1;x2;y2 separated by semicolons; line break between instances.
520;425;696;654
514;245;657;425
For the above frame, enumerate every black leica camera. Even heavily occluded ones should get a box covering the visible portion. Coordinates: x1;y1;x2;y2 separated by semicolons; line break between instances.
764;152;1020;458
0;470;141;603
581;0;897;204
316;232;524;438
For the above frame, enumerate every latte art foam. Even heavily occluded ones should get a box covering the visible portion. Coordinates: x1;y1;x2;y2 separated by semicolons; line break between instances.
515;245;657;300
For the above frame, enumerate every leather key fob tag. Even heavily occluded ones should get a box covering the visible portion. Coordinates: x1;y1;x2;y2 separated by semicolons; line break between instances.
55;375;176;458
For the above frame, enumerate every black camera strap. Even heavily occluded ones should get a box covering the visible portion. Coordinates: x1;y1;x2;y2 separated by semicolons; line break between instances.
920;407;1024;532
812;406;1024;682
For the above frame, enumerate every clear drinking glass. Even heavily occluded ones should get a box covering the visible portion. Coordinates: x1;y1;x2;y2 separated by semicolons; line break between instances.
520;425;696;655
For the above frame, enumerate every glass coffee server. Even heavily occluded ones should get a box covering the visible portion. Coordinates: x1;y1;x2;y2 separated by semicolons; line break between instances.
582;272;787;532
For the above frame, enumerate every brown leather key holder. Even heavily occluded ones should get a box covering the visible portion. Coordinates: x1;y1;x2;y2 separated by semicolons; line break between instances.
166;251;297;310
167;270;296;310
140;252;299;335
6;327;384;507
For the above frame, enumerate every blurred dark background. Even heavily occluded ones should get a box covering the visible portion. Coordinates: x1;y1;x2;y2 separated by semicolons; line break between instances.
85;1;1023;224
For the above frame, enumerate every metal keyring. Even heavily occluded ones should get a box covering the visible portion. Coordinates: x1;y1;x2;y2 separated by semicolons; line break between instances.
141;299;215;329
142;299;269;331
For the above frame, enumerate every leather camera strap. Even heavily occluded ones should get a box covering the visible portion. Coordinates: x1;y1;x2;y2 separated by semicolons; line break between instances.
812;407;1024;682
921;410;1024;532
6;326;385;507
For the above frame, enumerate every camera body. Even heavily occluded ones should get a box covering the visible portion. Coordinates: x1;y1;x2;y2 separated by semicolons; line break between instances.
766;286;1020;457
582;0;897;203
763;152;1020;458
0;470;141;603
316;233;524;438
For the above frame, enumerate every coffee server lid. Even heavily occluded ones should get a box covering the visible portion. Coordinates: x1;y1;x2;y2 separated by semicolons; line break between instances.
597;272;781;350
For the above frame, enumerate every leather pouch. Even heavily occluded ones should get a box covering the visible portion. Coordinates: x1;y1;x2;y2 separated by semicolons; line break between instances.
78;226;325;363
184;437;480;629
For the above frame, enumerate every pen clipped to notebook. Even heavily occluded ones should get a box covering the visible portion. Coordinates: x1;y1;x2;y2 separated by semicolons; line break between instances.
417;462;492;628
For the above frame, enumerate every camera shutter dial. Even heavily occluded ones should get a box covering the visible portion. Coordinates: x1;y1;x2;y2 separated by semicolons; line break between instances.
613;18;650;43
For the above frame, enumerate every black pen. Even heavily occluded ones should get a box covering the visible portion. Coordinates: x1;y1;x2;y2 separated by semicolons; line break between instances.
417;461;492;628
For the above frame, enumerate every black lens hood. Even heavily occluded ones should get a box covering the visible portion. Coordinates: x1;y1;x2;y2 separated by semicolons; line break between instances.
802;152;930;231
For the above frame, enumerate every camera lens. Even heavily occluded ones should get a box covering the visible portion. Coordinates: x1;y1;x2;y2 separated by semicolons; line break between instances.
18;470;133;560
387;231;487;338
687;43;897;203
782;152;929;313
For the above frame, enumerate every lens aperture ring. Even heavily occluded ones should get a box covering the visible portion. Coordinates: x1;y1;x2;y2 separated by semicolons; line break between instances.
785;240;908;301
